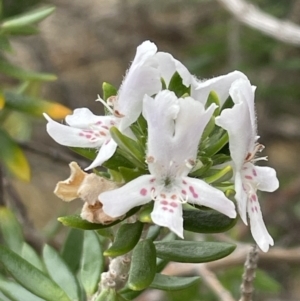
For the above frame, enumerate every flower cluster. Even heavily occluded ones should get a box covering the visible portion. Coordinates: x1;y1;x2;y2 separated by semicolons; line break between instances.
45;41;279;252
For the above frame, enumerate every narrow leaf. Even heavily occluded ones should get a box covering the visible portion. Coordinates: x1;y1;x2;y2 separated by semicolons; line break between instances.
0;278;44;301
43;245;80;301
21;243;45;272
150;274;200;291
155;241;235;263
0;61;56;81
1;6;55;29
80;231;104;296
0;246;71;301
58;207;140;230
61;228;84;273
104;221;143;257
0;128;30;181
0;207;24;254
183;209;237;233
128;239;156;291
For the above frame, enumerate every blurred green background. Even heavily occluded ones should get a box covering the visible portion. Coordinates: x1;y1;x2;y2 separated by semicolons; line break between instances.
1;0;300;300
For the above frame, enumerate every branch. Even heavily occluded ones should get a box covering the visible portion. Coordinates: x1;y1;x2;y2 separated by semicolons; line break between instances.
198;264;236;301
217;0;300;46
239;245;259;301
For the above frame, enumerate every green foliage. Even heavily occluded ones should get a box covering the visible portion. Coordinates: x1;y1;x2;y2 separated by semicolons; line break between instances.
0;4;70;181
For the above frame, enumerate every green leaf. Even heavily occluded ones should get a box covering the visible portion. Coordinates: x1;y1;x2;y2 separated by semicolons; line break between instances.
21;243;45;272
0;277;44;301
2;25;39;35
150;274;200;291
154;241;236;263
128;239;156;291
118;166;146;183
70;147;97;161
0;245;71;301
102;148;136;171
202;128;228;157
1;6;55;30
61;228;84;273
102;82;117;101
43;245;80;301
0;61;56;81
183;209;237;233
80;231;104;296
58;207;140;230
109;127;145;169
146;225;161;240
0;207;24;254
168;72;190;98
104;221;143;257
0;128;30;181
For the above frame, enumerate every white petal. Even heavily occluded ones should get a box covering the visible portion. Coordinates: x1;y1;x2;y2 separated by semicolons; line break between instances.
155;52;192;87
255;166;279;192
143;91;180;174
215;91;254;170
85;139;117;170
151;199;184;238
65;108;117;129
44;114;104;148
100;175;154;217
234;172;248;224
192;71;247;106
247;198;274;252
182;177;236;219
173;98;217;164
115;42;161;131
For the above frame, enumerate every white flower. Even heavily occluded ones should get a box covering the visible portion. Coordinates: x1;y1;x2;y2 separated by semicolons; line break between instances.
215;78;279;252
191;70;248;105
44;109;119;169
100;90;236;238
44;41;193;169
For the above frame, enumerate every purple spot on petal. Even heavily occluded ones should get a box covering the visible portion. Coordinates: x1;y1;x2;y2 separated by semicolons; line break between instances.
170;202;178;208
140;188;147;196
162;207;168;211
169;209;174;213
245;175;253;180
182;190;187;195
161;200;168;205
252;169;257;177
189;186;199;198
182;180;187;185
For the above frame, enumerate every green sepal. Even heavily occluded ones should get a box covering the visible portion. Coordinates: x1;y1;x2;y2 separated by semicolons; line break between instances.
201;115;216;141
104;221;144;257
168;72;190;98
1;6;55;31
110;127;145;169
189;157;213;178
0;61;56;81
183;209;237;233
205;91;220;116
80;231;104;296
102;148;136;171
58;207;141;230
154;241;236;263
203;165;233;184
0;245;71;301
150;274;200;291
61;228;84;273
102;82;117;101
221;96;234;111
128;239;157;291
118;167;146;183
43;245;80;301
0;207;24;254
202;127;228;157
138;202;154;223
